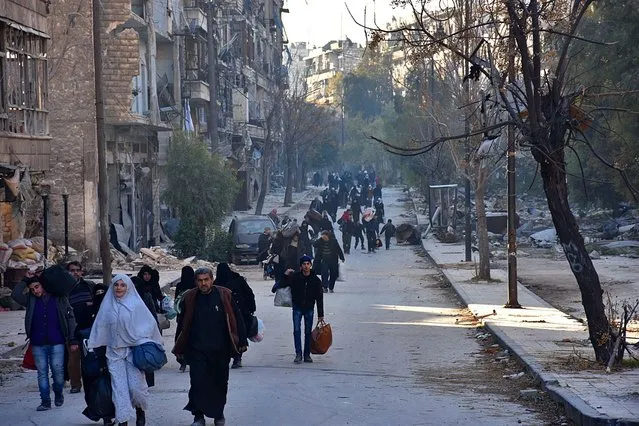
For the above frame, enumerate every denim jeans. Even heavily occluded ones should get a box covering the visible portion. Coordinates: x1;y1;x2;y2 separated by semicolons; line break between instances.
32;344;65;404
292;308;314;356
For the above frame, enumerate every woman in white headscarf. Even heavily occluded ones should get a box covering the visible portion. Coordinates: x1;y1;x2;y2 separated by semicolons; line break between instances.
89;274;163;426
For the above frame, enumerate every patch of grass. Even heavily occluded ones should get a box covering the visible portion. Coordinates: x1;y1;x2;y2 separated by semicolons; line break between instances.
469;276;503;283
621;358;639;369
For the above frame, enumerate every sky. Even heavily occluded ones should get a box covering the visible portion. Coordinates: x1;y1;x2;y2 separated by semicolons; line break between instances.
282;0;412;47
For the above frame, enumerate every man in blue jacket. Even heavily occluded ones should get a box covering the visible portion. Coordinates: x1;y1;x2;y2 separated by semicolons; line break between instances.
280;255;324;364
12;275;78;411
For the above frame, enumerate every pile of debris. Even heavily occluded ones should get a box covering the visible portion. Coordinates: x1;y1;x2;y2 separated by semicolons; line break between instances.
110;246;218;271
0;237;83;273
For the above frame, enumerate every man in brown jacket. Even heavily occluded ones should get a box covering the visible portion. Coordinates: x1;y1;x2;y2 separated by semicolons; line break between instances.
173;267;247;426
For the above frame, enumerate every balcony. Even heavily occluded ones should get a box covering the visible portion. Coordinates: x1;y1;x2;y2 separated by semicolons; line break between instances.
183;80;210;103
184;6;208;33
246;123;265;141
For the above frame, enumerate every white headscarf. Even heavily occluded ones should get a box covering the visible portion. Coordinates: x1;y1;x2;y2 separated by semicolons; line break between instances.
88;274;163;349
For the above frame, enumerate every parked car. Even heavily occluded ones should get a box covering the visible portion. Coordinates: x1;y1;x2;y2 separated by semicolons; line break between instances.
228;215;276;264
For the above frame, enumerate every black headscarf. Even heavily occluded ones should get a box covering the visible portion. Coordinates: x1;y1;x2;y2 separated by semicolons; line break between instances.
137;265;154;281
175;266;195;298
214;262;235;286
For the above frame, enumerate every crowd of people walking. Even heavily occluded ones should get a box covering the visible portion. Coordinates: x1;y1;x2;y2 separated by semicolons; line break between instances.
10;167;396;425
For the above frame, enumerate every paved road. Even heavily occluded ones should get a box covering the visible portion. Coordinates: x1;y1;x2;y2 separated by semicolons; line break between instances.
0;187;550;425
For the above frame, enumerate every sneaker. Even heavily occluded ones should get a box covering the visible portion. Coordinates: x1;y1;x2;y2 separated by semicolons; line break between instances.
323;288;328;293
231;359;242;369
36;402;51;411
294;354;303;364
214;417;225;426
70;387;81;394
54;393;64;407
179;363;187;373
304;354;313;363
329;289;334;293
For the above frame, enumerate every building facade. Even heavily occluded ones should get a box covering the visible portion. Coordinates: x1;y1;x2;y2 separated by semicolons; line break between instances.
0;0;286;260
0;0;50;243
303;38;363;106
183;0;285;210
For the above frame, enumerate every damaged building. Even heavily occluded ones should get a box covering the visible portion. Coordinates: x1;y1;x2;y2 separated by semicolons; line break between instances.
183;0;286;211
2;0;287;262
0;1;50;246
46;0;181;257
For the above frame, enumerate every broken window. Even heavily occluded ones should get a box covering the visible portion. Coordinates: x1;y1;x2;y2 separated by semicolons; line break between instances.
0;22;49;136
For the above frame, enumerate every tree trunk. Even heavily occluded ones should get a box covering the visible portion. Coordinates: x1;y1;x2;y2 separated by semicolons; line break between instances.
254;148;271;215
296;159;306;192
474;165;491;280
540;153;614;363
283;143;294;206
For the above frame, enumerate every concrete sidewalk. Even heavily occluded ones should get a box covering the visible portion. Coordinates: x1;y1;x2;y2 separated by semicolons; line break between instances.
421;233;639;425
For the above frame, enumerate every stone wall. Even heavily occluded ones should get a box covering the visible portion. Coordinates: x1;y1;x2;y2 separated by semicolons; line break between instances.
102;0;141;123
44;0;99;258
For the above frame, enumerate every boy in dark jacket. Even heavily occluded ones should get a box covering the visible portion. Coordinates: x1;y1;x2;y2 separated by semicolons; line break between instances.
380;219;397;250
280;256;324;364
12;276;77;411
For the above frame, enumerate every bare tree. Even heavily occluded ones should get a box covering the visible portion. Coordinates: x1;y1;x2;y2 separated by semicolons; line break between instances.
254;89;283;216
281;81;335;206
355;0;639;363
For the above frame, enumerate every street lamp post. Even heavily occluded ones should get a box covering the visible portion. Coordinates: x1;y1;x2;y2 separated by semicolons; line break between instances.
42;193;49;265
62;191;69;258
505;26;521;308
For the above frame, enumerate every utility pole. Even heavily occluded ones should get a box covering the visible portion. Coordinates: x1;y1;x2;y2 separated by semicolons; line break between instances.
146;0;160;125
207;1;219;149
463;0;472;262
505;26;521;308
92;0;112;284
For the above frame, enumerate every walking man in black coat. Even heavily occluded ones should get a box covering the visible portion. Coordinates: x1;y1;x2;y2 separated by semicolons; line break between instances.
313;231;345;293
280;256;324;364
173;268;247;426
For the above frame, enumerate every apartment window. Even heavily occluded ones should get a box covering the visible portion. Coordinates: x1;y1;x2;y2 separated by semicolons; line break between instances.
185;38;207;81
0;22;49;136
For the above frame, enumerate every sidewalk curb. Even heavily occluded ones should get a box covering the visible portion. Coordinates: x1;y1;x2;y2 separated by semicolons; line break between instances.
407;188;638;426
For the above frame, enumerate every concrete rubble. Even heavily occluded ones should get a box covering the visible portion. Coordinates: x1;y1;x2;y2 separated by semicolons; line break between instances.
110;245;218;272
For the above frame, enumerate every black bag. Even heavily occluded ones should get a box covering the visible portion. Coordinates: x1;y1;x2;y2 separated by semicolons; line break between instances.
78;328;102;377
83;372;115;420
40;265;76;297
132;342;167;373
248;315;259;338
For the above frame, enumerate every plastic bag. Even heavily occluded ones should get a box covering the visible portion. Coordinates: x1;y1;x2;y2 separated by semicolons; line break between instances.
157;313;171;330
22;343;36;370
249;318;265;343
161;294;174;311
336;263;345;282
84;372;115;420
274;287;292;307
161;295;177;320
248;315;259;338
81;338;102;377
